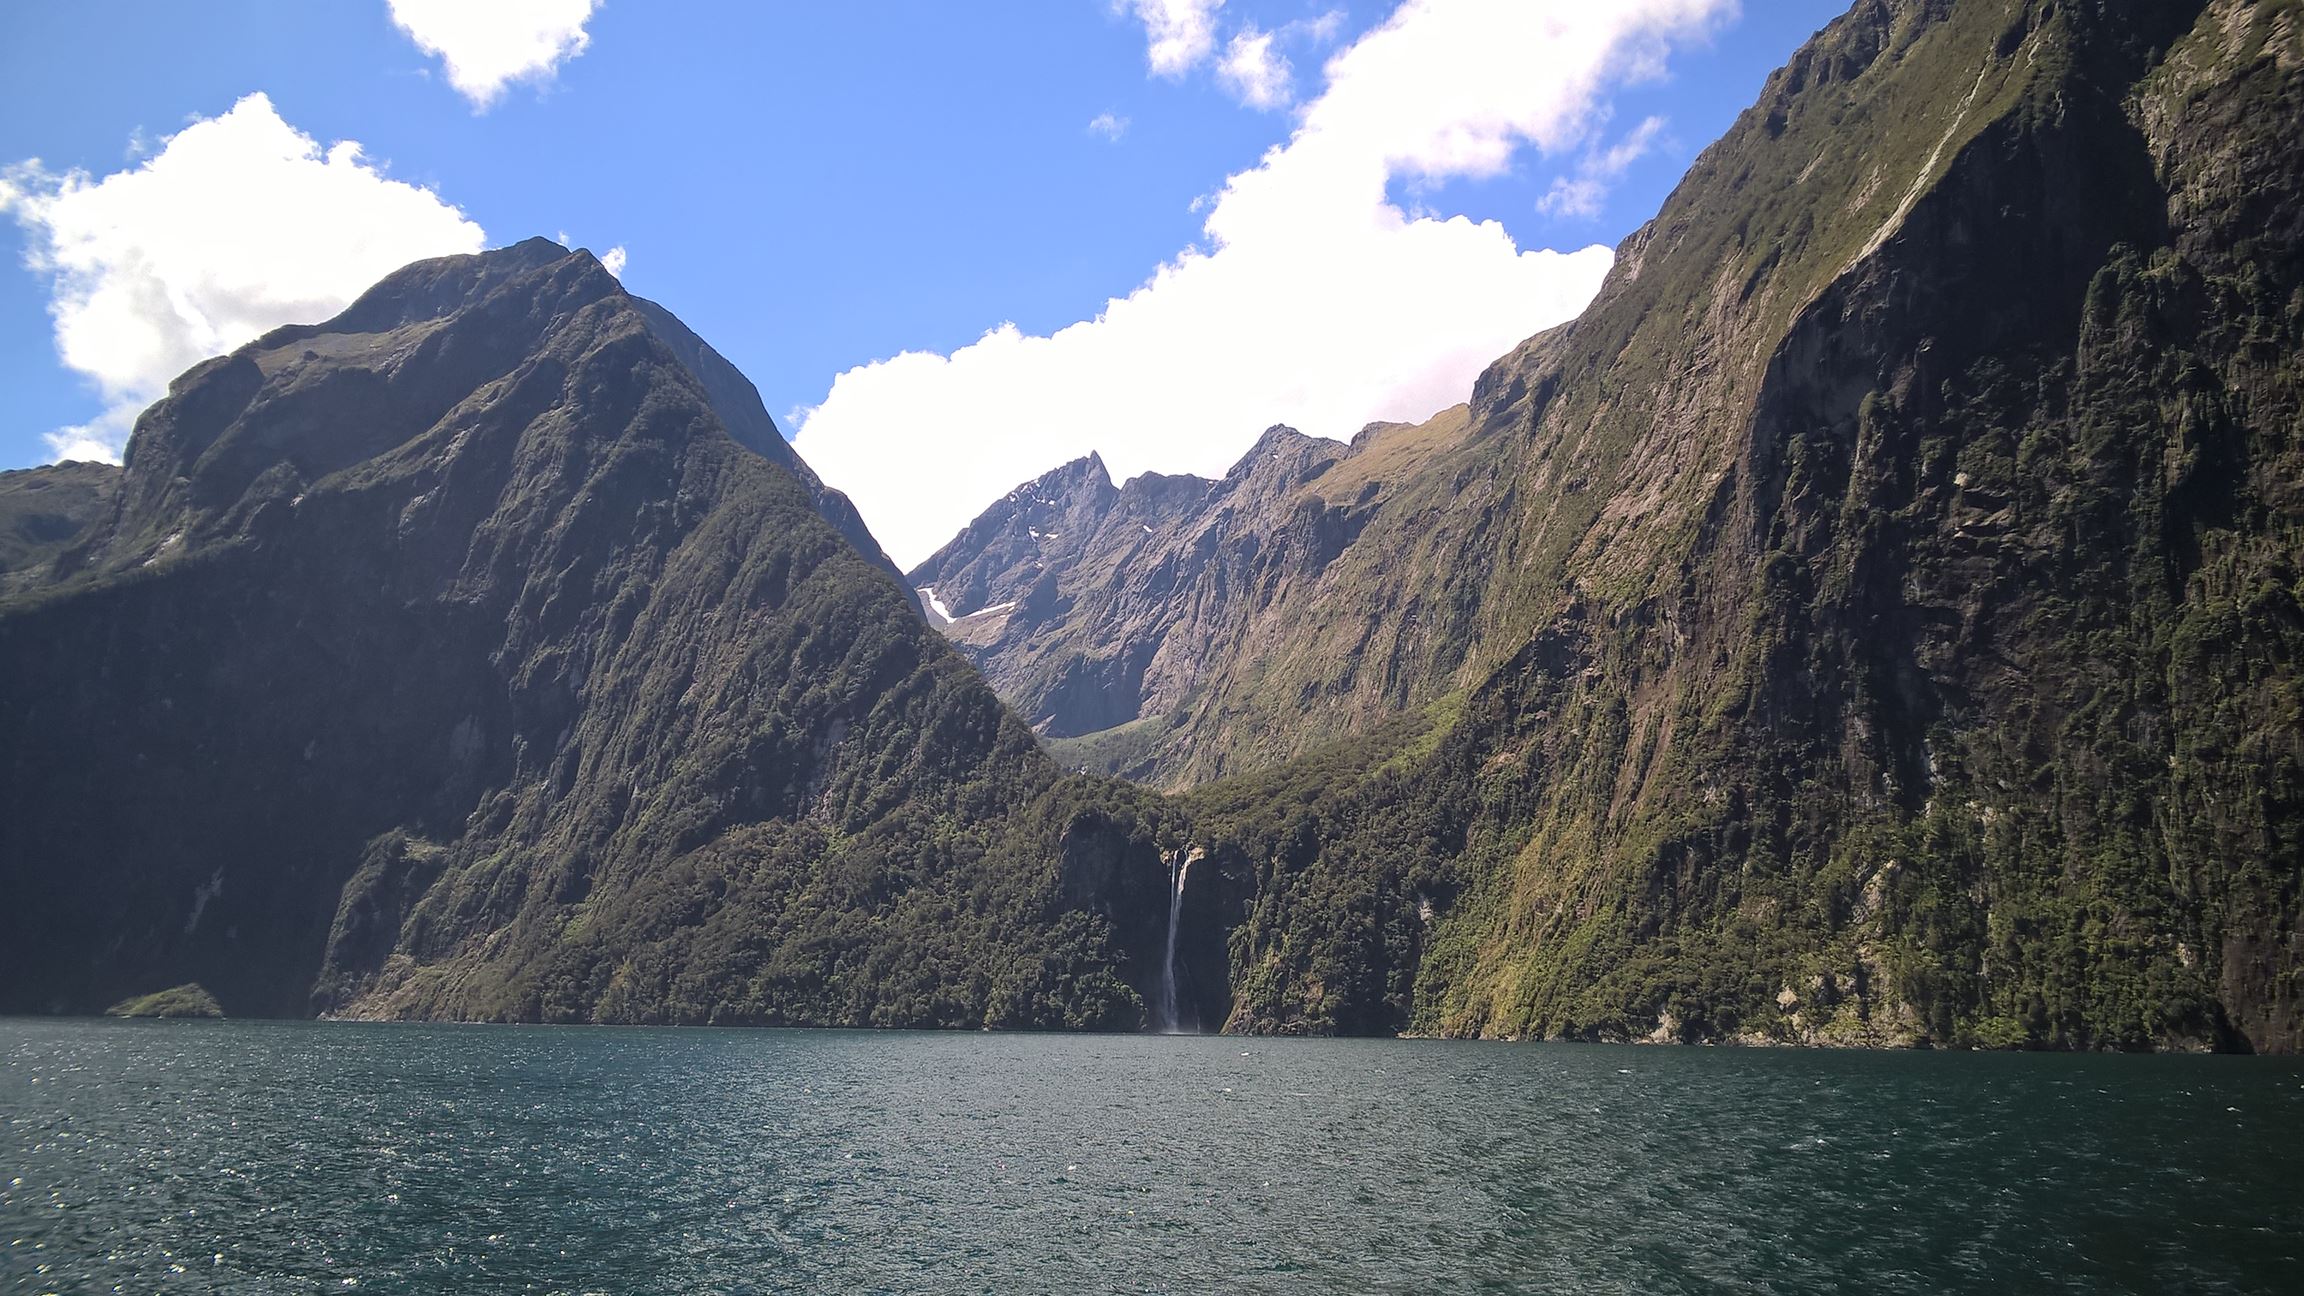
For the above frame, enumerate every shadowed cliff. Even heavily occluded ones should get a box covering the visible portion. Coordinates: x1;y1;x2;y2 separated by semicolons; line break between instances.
0;238;1183;1028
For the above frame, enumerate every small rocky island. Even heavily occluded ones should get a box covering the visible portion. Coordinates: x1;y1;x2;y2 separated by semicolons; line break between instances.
105;984;225;1019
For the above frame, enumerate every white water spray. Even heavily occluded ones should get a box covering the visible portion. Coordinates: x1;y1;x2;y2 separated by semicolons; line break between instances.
1159;849;1195;1032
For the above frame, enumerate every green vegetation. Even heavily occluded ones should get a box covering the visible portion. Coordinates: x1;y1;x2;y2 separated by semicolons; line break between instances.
1095;0;2304;1051
1045;713;1172;778
0;239;1173;1031
7;2;2301;1053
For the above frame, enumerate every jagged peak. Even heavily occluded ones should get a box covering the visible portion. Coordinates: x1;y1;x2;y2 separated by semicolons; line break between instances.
1248;424;1310;454
992;453;1118;509
1221;424;1342;486
1041;451;1115;485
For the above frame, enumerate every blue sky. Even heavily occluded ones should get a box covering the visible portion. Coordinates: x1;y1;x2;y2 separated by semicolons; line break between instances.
0;0;1846;564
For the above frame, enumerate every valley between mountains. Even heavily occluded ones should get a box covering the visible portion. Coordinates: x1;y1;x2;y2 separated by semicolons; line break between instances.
3;0;2299;1051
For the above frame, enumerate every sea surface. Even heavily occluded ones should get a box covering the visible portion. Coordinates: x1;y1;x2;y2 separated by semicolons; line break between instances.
3;1020;2299;1294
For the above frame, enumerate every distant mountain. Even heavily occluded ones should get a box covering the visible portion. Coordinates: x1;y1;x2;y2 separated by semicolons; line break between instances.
909;423;1405;766
909;451;1130;626
927;0;2304;1050
0;460;116;597
0;238;1180;1028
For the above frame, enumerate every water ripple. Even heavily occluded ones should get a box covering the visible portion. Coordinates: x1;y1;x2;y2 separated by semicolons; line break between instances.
2;1021;2299;1293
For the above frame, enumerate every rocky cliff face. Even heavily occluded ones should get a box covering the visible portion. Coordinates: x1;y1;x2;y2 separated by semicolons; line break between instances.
913;419;1461;776
928;355;1703;791
909;452;1130;623
922;0;2304;1050
0;238;1176;1027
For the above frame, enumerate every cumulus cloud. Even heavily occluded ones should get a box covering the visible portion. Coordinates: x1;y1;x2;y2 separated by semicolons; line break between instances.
0;93;486;462
1126;0;1225;76
1088;112;1131;141
1538;114;1670;218
1217;28;1292;110
387;0;601;110
795;0;1732;568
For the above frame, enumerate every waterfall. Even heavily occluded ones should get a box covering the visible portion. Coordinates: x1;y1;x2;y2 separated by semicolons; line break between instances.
1159;850;1195;1032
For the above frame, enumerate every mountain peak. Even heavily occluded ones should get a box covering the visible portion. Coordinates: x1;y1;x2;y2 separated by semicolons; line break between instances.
1222;424;1342;492
1244;424;1312;456
1019;452;1117;498
907;448;1121;617
2;232;1161;1030
65;238;916;596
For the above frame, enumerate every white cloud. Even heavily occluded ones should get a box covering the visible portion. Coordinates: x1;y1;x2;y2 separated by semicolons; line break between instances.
1595;115;1670;173
40;412;130;464
1126;0;1225;76
1539;114;1669;217
1088;112;1131;141
1217;28;1292;110
1535;178;1604;219
387;0;601;110
795;0;1732;569
0;92;486;462
1140;5;1340;108
1298;10;1348;44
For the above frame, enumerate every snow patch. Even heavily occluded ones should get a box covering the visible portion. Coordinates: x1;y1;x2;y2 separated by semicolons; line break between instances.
917;586;955;622
961;601;1017;620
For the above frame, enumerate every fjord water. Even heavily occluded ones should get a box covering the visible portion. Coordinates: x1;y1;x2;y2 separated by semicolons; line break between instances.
4;1022;2298;1294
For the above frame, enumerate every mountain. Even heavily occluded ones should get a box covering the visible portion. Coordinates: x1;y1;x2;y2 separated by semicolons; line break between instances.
910;451;1129;626
929;377;1735;793
0;238;1181;1028
907;424;1402;767
7;0;2297;1054
0;459;117;597
930;0;2304;1050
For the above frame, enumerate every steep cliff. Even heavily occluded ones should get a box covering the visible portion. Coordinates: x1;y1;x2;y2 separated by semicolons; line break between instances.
909;451;1129;625
940;0;2304;1050
0;238;1177;1028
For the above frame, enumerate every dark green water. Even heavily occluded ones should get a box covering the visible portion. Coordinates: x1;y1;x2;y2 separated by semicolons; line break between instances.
3;1021;2298;1294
